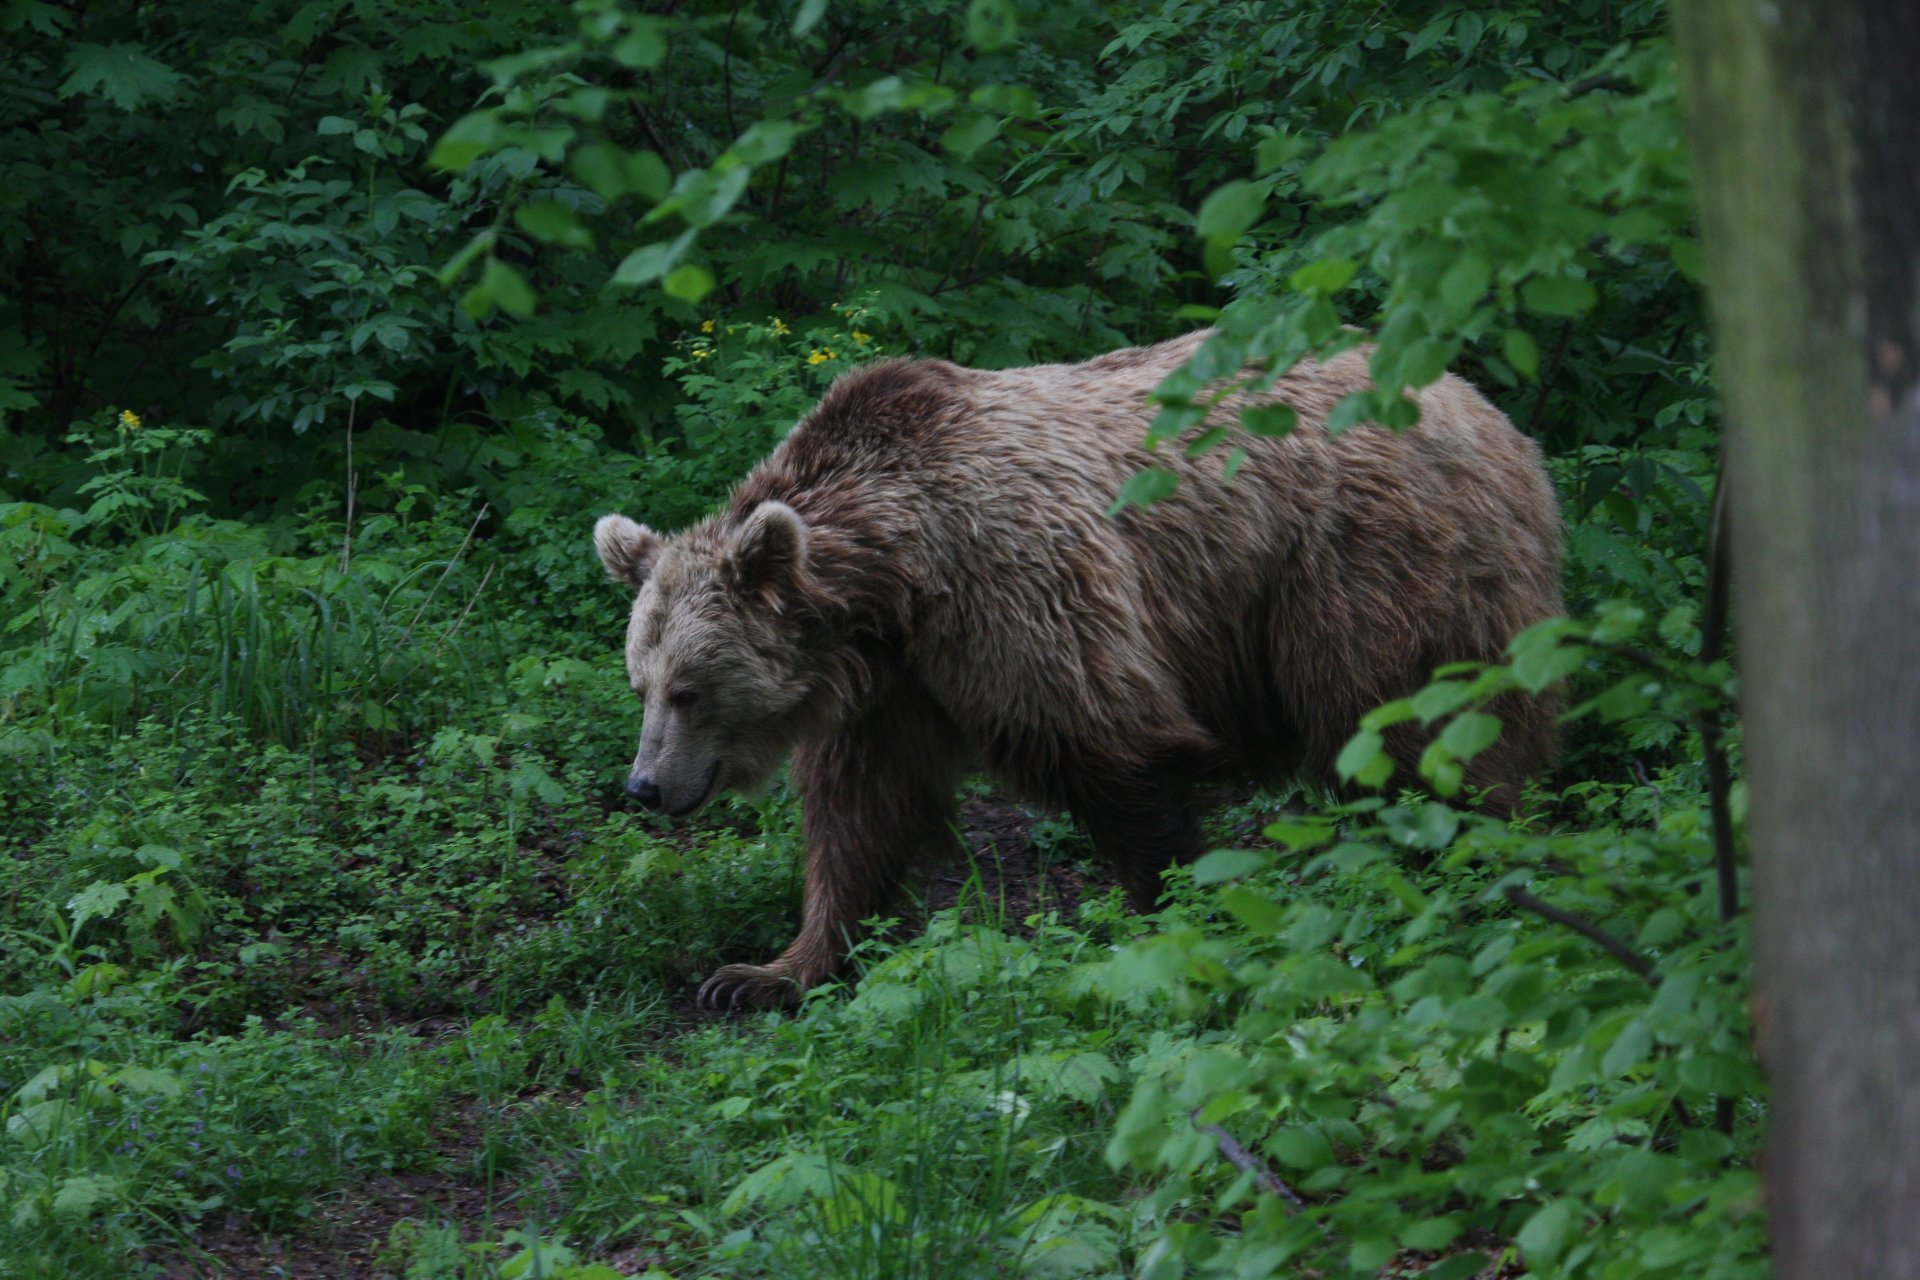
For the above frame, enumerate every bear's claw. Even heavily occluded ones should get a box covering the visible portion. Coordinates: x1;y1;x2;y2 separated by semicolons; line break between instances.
698;963;803;1010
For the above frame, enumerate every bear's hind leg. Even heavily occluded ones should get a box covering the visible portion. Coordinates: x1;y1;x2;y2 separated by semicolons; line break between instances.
698;682;966;1009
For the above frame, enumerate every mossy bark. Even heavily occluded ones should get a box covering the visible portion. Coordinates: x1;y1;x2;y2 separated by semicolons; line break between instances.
1674;3;1920;1275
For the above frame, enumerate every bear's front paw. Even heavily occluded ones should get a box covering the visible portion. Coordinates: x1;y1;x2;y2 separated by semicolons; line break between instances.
697;963;804;1010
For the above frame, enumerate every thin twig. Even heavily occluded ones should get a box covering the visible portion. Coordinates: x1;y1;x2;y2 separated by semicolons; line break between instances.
389;504;490;660
1504;886;1661;985
1191;1111;1306;1211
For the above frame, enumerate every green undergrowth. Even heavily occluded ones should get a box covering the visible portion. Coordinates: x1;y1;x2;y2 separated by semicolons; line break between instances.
1;340;1762;1280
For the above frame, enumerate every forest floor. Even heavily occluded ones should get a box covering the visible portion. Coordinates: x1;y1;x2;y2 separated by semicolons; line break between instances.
141;793;1116;1280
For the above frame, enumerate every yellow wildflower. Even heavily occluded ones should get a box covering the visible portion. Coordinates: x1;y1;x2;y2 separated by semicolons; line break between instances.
852;331;872;344
807;348;836;365
772;318;790;335
694;347;713;360
118;409;142;430
701;319;716;333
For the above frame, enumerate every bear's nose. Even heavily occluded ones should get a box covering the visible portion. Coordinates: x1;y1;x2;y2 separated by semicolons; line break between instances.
625;773;663;810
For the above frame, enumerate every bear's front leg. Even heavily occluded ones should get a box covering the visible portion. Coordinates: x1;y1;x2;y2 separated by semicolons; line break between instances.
698;684;964;1010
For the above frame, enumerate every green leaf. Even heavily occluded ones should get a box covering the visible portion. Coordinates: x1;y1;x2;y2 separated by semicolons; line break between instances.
514;202;592;249
430;110;502;171
1107;467;1179;515
613;18;666;69
1255;130;1309;174
1439;711;1502;761
940;114;1000;157
1191;848;1268;885
316;115;356;135
1195;180;1265;240
1503;329;1541;378
52;1174;119;1220
966;0;1019;51
1410;680;1472;723
662;265;716;303
1521;273;1599;317
1267;1127;1333;1170
1288;257;1358;296
436;231;496;287
793;0;828;35
1400;1217;1462;1251
1240;402;1296;437
1517;1199;1580;1267
68;881;130;930
573;142;632;201
481;259;536;319
971;84;1038;118
1335;729;1389;785
1438;251;1491;320
629;150;672;203
613;233;694;286
1218;886;1286;934
729;120;800;167
59;43;183;111
1349;1237;1397;1272
1602;1016;1654;1077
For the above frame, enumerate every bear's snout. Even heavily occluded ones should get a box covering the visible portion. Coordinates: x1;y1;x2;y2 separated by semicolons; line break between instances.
625;773;663;810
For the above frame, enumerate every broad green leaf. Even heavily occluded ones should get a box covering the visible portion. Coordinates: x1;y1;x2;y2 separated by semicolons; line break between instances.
514;202;592;248
1522;273;1599;317
1195;180;1265;240
663;264;716;303
430;110;502;170
1503;328;1541;378
793;0;828;35
612;18;666;69
1240;402;1296;437
1288;257;1358;296
1336;728;1389;785
1439;711;1502;760
613;232;694;286
729;120;800;167
59;43;182;110
966;0;1019;51
1602;1016;1654;1077
1218;886;1285;934
1255;130;1310;174
482;259;536;318
52;1175;119;1220
1401;1217;1462;1251
1443;251;1482;316
1107;466;1179;515
941;114;1000;157
1517;1199;1580;1266
1267;1127;1333;1170
1191;847;1268;884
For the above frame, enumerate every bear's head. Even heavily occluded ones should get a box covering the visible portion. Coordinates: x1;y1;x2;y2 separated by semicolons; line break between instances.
594;502;825;818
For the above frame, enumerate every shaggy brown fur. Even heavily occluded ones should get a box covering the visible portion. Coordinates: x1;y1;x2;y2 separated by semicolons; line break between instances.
594;331;1563;1007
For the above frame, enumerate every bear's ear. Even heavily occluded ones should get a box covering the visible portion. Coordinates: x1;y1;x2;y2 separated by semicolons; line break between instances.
728;501;808;590
594;514;664;589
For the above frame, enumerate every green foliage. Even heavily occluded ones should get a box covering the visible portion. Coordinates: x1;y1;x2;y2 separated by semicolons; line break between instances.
0;2;1764;1277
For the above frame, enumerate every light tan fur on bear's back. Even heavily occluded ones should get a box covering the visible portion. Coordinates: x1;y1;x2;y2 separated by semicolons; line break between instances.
851;331;1562;794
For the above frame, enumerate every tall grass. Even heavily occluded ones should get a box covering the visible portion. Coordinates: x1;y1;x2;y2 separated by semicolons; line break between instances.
0;514;503;754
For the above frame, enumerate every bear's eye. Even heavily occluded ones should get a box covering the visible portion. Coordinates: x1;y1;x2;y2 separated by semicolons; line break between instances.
667;688;699;709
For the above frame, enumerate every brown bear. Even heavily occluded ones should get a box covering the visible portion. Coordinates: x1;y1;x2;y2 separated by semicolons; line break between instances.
594;330;1562;1008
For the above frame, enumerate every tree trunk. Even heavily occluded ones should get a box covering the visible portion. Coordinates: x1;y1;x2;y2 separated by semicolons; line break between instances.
1673;3;1920;1276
